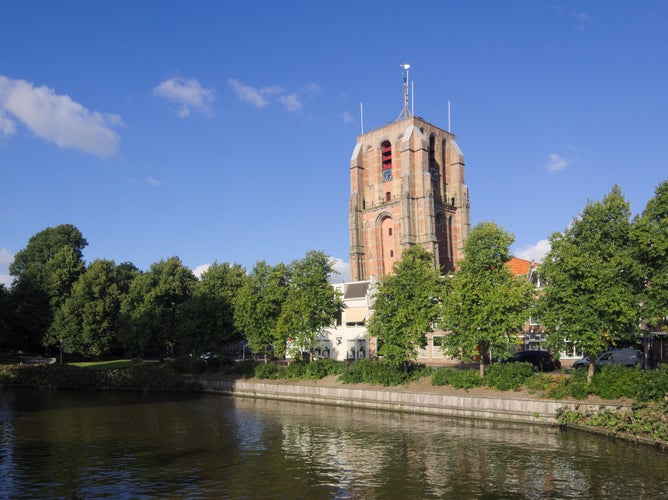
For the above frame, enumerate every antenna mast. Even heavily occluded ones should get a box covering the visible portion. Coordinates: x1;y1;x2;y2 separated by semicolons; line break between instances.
399;63;411;120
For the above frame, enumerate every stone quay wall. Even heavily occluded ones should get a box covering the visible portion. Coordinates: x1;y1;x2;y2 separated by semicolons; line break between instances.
196;379;629;426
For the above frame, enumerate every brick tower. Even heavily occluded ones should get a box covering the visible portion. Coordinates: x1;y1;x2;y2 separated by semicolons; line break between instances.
349;68;470;281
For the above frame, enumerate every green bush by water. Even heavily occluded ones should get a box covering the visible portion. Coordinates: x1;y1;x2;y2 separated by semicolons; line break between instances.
338;359;432;386
431;367;483;390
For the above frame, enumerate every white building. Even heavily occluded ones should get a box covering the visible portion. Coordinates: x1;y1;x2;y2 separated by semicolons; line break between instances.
317;280;374;362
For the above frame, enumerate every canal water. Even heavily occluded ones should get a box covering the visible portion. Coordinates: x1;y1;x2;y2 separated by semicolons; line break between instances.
0;389;666;499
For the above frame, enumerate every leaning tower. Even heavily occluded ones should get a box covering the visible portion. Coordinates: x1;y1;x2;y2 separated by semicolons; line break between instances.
348;67;470;281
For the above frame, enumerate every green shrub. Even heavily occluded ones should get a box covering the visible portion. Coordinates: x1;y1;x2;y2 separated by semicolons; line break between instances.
432;367;483;390
635;364;668;402
484;362;534;391
338;359;430;386
285;358;345;380
558;401;668;443
231;360;258;378
591;365;644;400
171;356;207;374
254;362;285;379
0;363;187;390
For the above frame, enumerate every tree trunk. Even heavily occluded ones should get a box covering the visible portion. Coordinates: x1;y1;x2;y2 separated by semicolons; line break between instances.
586;359;595;384
479;359;485;378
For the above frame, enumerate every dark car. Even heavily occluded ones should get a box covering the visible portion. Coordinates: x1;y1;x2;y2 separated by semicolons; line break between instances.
502;350;561;371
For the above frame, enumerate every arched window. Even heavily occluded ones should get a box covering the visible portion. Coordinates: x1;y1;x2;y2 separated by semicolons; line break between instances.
388;227;393;236
381;141;392;182
385;191;391;202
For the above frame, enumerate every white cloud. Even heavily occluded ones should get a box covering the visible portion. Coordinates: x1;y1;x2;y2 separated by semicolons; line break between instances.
546;153;569;173
342;111;355;125
329;256;350;283
0;248;14;288
0;76;122;157
228;79;319;113
193;263;210;279
0;248;13;265
514;240;551;263
278;93;302;112
145;176;161;187
0;108;16;136
153;77;216;118
227;79;280;108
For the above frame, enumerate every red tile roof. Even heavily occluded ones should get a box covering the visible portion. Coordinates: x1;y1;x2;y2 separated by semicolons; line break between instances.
508;257;535;276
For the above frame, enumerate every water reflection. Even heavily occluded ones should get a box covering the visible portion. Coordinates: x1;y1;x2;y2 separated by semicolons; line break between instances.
0;390;666;499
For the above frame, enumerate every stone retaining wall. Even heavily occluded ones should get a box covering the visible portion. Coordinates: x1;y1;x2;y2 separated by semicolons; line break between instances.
197;379;628;425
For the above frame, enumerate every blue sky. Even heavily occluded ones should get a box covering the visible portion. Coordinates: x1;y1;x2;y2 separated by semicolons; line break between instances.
1;1;667;286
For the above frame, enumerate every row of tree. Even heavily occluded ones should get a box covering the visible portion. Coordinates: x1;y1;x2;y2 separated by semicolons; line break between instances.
368;181;667;380
0;226;342;359
1;180;666;378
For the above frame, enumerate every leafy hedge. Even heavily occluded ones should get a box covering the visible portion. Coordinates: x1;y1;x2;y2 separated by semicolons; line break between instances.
526;364;668;402
431;367;483;390
338;359;432;386
432;362;535;391
0;363;189;390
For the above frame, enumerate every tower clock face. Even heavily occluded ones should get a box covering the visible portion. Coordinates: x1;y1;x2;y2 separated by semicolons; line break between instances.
382;169;392;182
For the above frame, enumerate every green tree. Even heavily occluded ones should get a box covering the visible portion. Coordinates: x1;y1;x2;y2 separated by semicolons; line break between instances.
0;283;11;349
632;179;668;333
177;262;247;355
539;186;640;383
45;259;136;357
235;261;290;362
277;250;343;360
441;222;534;377
8;224;87;350
367;245;444;369
120;257;196;358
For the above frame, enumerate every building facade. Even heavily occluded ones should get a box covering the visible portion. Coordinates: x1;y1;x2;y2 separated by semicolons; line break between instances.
348;115;471;281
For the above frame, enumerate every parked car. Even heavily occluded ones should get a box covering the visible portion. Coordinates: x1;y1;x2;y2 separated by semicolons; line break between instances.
572;356;591;369
596;348;643;367
572;348;643;369
502;350;561;371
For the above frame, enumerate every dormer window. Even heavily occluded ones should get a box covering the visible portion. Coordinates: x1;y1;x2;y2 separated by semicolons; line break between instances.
381;141;392;182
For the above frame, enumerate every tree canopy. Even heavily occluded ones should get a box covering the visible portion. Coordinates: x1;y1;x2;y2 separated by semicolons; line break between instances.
235;261;290;361
276;250;343;359
367;245;444;368
632;179;668;333
7;224;88;350
120;256;196;358
441;222;534;377
540;185;640;381
45;259;136;357
177;262;247;355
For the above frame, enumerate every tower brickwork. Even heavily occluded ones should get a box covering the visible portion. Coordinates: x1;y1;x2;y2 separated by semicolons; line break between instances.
349;115;470;281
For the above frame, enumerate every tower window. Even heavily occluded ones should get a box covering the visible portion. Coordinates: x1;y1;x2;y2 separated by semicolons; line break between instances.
390;250;394;258
385;191;391;202
388;227;393;236
381;140;392;182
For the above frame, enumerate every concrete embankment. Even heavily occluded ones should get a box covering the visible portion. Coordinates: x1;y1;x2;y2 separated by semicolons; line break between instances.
196;378;629;426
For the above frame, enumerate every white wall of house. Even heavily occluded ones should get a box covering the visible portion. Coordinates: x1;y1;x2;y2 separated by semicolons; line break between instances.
318;281;373;362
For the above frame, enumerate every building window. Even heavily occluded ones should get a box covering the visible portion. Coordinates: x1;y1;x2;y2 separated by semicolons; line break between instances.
390;250;394;258
381;141;392;182
385;191;391;202
388;227;393;236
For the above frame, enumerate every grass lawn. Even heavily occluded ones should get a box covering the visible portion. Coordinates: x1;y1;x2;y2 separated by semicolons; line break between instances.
70;359;142;370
